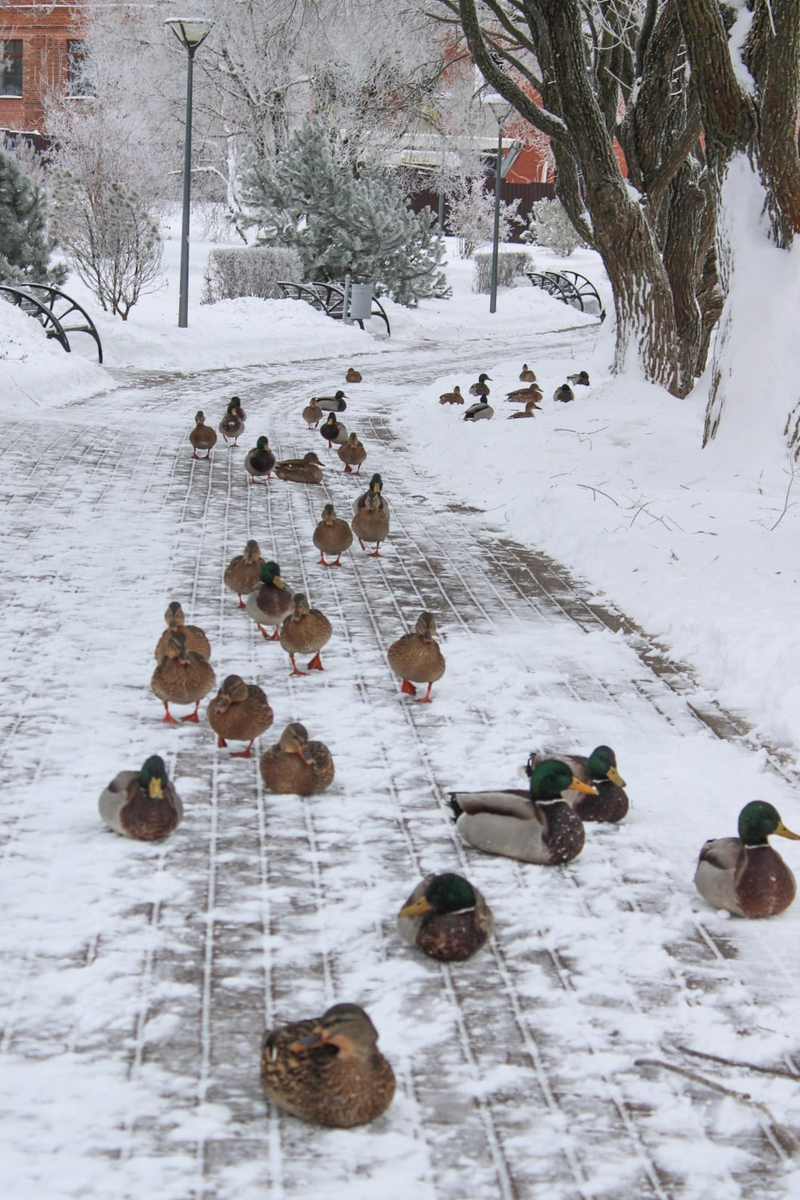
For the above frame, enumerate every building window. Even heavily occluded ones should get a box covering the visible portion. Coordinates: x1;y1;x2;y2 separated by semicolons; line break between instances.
67;40;94;97
1;40;23;98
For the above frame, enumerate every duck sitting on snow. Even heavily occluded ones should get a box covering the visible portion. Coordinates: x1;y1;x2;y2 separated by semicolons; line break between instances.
694;801;800;918
526;745;628;822
99;755;183;840
553;384;575;403
398;873;493;961
567;371;590;386
519;364;537;382
464;400;494;421
439;386;464;405
345;368;362;383
275;452;324;484
508;400;540;420
314;390;348;412
259;722;334;795
469;373;492;397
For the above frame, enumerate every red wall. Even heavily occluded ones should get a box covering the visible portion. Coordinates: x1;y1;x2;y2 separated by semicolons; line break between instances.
0;1;83;134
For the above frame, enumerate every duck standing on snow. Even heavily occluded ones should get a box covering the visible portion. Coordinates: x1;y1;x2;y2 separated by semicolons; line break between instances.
346;367;362;383
352;473;389;556
246;560;294;639
469;373;492;397
398;873;494;962
314;390;348;412
260;1003;394;1127
553;384;575;403
302;398;324;428
320;413;348;448
338;431;367;474
275;451;324;484
219;399;246;445
154;601;211;662
279;593;333;676
694;801;800;918
99;755;183;841
224;539;265;608
189;411;217;459
464;400;494;421
527;746;628;822
207;674;274;757
450;759;597;864
151;631;216;724
439;386;464;405
387;611;445;703
259;721;334;795
244;436;275;484
567;370;591;386
313;503;353;567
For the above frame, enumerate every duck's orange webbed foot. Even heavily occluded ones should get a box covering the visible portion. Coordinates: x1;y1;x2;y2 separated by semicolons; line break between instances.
307;652;324;671
401;679;417;696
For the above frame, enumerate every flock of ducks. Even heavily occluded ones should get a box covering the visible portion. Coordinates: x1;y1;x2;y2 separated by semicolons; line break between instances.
98;360;800;1130
439;363;591;421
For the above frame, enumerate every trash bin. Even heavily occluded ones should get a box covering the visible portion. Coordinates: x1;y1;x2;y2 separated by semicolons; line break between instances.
349;283;374;321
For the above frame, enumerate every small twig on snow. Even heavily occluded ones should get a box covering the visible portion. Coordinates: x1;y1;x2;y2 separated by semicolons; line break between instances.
576;483;620;506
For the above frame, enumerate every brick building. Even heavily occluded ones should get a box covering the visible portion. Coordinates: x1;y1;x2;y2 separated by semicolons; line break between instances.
1;1;85;135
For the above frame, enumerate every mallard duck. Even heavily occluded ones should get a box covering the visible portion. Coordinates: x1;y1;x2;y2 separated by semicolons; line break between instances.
346;367;362;383
313;503;353;567
99;755;183;841
228;395;247;420
314;390;348;412
189;411;217;459
398;873;493;961
694;801;800;918
508;400;540;420
567;370;591;386
439;386;464;405
259;721;334;795
506;383;543;402
244;436;275;484
338;432;367;475
387;611;445;703
207;674;274;757
219;400;246;445
553;384;575;403
320;413;348;448
353;473;387;514
223;539;265;608
275;452;324;484
260;1002;394;1127
302;398;324;428
519;364;537;383
469;373;492;397
154;601;211;662
279;593;332;675
464;401;494;422
352;488;390;556
450;759;597;864
151;631;217;724
246;561;294;639
527;745;628;822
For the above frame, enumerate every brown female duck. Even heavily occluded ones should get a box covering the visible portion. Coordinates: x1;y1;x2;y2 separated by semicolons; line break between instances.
245;561;294;639
398;873;493;962
694;801;800;918
302;398;324;428
223;539;265;608
275;452;324;484
508;400;541;419
261;1003;394;1127
439;386;464;405
337;432;367;474
151;631;216;724
189;411;217;459
207;674;274;757
259;721;334;795
279;594;332;675
99;755;183;841
519;364;537;382
345;367;362;383
527;745;628;822
313;503;353;567
387;611;445;703
154;601;211;662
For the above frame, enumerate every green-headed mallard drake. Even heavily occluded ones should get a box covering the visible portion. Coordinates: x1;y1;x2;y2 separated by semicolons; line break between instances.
506;382;543;403
244;436;275;484
313;503;353;567
259;721;334;795
245;561;294;640
387;611;445;703
275;452;324;484
508;400;540;420
302;398;324;428
694;801;800;918
439;386;464;405
469;373;492;397
398;873;493;961
314;390;348;412
99;755;183;840
464;400;494;422
337;432;367;475
519;364;537;383
207;673;274;757
151;631;216;724
346;367;362;384
261;1002;394;1127
279;593;332;676
526;746;628;823
154;601;211;662
567;370;591;386
223;539;265;608
553;384;575;403
450;759;597;864
320;413;348;448
219;399;246;445
189;411;217;459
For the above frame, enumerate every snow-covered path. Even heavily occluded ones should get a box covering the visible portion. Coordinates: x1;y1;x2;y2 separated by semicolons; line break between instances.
2;332;800;1200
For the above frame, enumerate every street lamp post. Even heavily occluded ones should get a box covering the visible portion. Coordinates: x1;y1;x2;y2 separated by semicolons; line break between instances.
165;17;213;329
485;96;513;315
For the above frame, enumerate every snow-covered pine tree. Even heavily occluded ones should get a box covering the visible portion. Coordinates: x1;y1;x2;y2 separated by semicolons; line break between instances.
0;146;64;284
243;117;450;307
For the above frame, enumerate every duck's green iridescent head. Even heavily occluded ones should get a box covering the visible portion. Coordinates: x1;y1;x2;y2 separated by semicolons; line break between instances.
335;390;346;400
256;436;269;449
138;755;169;799
400;873;477;918
478;373;491;383
528;759;596;803
260;561;283;586
368;473;383;492
586;745;626;787
738;801;800;846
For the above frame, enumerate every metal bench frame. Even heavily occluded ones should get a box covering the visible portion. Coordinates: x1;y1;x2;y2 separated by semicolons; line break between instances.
277;280;391;336
0;282;104;361
526;270;605;321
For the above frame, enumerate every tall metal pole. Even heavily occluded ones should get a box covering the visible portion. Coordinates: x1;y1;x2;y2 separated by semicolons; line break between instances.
489;121;503;315
177;47;196;328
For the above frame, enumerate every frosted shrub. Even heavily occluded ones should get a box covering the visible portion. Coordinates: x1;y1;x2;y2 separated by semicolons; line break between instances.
473;249;531;293
202;246;304;304
522;199;585;257
448;179;520;258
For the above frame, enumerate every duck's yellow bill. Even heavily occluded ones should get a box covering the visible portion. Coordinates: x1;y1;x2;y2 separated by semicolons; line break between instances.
400;896;434;919
776;821;800;841
607;767;626;787
571;777;598;795
148;778;164;800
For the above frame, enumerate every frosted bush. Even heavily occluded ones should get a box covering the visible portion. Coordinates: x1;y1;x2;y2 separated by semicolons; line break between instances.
202;246;304;303
448;179;520;258
473;249;531;293
522;198;585;257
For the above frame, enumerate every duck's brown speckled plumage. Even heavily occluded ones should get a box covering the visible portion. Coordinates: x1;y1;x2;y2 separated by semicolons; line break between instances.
207;674;273;756
337;432;367;474
387;612;445;702
275;452;324;484
279;594;332;674
260;1003;395;1127
154;602;211;662
259;722;334;794
189;411;217;458
223;540;265;607
398;873;493;962
695;802;800;918
313;503;353;566
302;399;323;428
99;757;182;841
151;631;216;721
